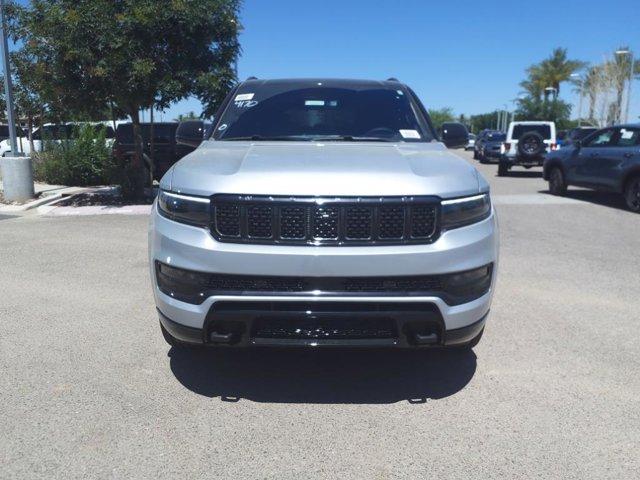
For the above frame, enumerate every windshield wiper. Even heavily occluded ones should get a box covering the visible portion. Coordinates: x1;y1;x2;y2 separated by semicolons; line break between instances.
223;135;311;141
310;135;395;143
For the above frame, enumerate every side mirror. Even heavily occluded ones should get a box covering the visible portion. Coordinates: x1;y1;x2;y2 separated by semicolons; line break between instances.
573;139;582;149
440;122;469;149
176;120;206;148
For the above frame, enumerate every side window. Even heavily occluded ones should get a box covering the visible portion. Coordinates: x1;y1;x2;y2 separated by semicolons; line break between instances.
615;128;640;147
585;128;615;147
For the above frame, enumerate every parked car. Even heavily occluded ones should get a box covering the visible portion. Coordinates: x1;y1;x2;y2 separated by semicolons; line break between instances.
465;133;476;150
544;124;640;212
0;123;113;157
473;129;501;160
113;122;196;180
0;124;26;144
562;126;598;148
477;132;506;164
499;121;557;176
150;77;499;351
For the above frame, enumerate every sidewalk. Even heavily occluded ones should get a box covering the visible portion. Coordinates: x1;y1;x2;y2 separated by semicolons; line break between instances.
0;181;93;213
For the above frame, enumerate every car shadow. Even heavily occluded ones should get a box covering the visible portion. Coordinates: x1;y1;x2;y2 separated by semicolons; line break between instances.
168;347;477;404
538;189;629;211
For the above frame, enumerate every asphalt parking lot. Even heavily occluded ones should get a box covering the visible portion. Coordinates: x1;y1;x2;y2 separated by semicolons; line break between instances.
1;149;639;479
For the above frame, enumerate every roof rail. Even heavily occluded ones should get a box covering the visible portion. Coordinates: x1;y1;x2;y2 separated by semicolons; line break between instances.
386;77;400;82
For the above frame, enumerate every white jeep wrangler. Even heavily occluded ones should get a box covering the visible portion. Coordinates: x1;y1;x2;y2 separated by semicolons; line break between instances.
499;121;557;176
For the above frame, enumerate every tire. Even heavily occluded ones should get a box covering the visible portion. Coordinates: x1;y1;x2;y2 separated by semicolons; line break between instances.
517;131;545;159
498;161;509;176
548;167;567;196
624;176;640;213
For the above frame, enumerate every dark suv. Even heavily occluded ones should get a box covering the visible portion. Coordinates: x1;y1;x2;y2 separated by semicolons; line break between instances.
544;124;640;212
113;123;196;180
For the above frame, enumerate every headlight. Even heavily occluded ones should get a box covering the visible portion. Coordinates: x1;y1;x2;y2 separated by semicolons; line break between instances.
157;190;210;227
441;193;491;229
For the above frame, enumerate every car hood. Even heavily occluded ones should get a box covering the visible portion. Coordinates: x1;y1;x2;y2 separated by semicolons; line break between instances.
165;141;484;199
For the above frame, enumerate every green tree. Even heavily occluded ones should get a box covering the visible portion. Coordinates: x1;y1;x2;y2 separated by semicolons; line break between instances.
428;107;455;130
515;96;573;127
469;112;499;132
174;111;200;122
13;0;241;196
522;48;586;100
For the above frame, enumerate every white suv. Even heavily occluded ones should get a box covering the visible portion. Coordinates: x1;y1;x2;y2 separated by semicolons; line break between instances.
499;121;556;176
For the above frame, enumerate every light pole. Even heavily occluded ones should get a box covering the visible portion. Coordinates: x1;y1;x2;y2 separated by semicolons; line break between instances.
571;73;584;126
615;49;635;123
0;0;18;156
0;0;34;202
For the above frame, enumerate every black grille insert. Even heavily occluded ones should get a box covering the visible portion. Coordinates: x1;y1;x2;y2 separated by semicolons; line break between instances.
211;195;440;245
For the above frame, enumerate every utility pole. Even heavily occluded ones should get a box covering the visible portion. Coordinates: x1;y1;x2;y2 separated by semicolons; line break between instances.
0;0;35;202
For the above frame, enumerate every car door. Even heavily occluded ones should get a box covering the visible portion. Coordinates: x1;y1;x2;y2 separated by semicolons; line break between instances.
571;128;616;186
615;127;640;189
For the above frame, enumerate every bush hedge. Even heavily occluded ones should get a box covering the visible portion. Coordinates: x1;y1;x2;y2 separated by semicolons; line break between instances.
34;124;115;186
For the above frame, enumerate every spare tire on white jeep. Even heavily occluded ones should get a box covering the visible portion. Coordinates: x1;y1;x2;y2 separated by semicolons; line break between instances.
499;121;556;176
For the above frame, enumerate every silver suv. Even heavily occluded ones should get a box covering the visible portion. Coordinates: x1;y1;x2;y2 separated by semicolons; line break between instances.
149;78;499;350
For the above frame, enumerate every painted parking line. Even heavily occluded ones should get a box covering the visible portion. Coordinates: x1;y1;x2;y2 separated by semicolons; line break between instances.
44;205;152;216
492;194;584;205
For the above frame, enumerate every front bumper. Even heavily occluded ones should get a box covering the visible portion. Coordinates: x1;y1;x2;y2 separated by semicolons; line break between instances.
149;202;499;347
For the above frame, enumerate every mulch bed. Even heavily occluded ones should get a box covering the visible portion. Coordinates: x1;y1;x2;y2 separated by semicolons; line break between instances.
57;193;154;207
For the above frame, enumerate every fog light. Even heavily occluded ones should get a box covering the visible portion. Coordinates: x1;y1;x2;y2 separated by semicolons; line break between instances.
443;264;493;302
155;262;208;304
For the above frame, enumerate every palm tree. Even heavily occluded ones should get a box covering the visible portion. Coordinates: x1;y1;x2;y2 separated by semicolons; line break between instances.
578;65;604;122
524;48;586;100
606;47;636;123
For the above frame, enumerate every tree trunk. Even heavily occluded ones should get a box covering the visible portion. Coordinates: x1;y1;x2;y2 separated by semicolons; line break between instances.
110;101;117;133
149;104;155;185
28;115;34;154
128;108;148;199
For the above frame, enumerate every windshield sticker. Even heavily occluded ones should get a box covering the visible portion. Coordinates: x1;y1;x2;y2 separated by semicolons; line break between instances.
217;124;228;131
400;129;421;139
620;129;634;139
235;93;254;101
234;100;259;109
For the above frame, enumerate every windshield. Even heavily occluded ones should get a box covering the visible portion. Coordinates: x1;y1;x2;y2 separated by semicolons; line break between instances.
487;133;506;141
213;83;432;142
572;128;597;140
512;124;552;140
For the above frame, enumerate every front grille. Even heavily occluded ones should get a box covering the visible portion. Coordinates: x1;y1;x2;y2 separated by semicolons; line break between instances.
212;195;439;245
200;273;444;294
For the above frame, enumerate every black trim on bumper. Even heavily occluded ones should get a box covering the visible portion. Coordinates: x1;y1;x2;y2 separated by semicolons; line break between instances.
443;313;488;346
158;307;489;349
159;310;204;345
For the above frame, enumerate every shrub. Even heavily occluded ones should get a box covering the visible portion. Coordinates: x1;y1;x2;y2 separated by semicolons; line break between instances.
34;124;115;186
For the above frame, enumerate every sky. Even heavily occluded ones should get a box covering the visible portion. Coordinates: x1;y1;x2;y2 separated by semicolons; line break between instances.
7;0;640;122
